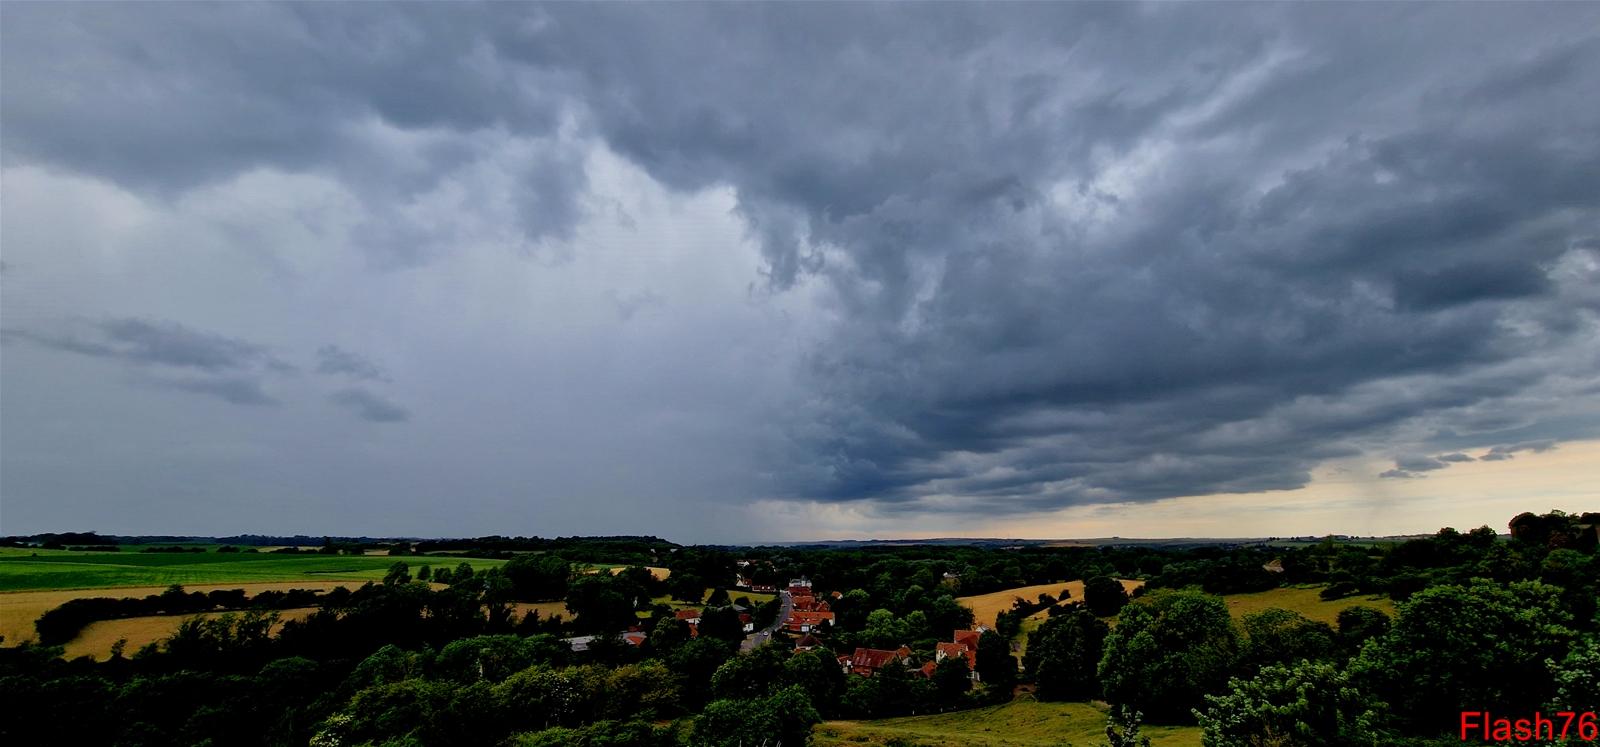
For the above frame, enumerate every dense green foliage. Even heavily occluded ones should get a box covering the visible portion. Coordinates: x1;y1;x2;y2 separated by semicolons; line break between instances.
1023;606;1108;701
1100;590;1242;722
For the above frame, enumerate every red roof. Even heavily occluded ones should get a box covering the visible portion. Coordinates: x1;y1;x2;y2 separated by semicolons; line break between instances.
675;609;701;620
848;647;902;670
794;633;822;650
785;610;835;628
937;641;976;668
953;629;981;648
919;660;937;678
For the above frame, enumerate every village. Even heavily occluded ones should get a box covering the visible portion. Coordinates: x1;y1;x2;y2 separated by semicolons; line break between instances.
571;567;989;688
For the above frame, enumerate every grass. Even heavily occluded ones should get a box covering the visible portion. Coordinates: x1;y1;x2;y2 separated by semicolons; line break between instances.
959;579;1145;630
1216;585;1395;625
0;551;505;592
814;695;1201;747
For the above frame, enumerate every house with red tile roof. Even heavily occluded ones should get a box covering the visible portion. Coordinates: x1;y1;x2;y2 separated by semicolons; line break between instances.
675;609;701;625
937;630;983;681
793;633;822;652
793;595;829;612
783;610;835;633
839;645;914;677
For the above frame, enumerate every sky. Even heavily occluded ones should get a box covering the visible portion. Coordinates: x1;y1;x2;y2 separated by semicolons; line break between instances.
2;3;1597;544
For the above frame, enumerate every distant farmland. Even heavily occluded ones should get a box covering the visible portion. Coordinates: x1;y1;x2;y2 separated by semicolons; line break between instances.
0;546;505;593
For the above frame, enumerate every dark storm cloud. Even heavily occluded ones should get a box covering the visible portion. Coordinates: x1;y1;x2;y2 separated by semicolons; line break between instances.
329;388;411;424
315;345;390;383
3;3;1598;519
0;3;588;266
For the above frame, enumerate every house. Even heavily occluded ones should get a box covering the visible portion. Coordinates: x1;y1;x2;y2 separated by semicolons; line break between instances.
792;595;830;612
839;645;914;677
622;631;647;647
675;609;701;625
783;610;835;633
739;612;755;633
937;629;984;681
788;577;813;589
794;633;822;652
564;635;597;653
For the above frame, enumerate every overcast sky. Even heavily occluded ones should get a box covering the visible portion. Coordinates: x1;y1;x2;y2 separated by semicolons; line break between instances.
3;4;1597;543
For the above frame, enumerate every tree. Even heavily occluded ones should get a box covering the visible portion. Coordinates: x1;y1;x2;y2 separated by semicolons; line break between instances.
502;555;571;601
1237;608;1336;675
784;650;848;717
862;608;908;648
666;637;739;709
698;607;746;644
1334;606;1389;654
563;576;635;633
975;628;1017;695
1099;591;1240;723
648;616;691;655
1103;706;1152;747
384;562;411;586
668;574;707;604
1084;576;1130;617
1549;633;1599;713
691;685;820;747
1024;606;1109;701
1351;580;1575;733
710;645;787;701
1196;660;1387;747
931;656;973;707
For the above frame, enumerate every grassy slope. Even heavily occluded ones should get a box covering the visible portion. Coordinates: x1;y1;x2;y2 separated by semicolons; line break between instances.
959;579;1146;630
815;696;1201;747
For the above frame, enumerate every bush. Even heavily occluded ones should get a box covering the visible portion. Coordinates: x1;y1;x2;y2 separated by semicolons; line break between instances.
1196;660;1389;746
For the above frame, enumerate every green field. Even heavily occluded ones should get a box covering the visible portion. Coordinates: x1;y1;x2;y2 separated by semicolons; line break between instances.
814;695;1201;747
1215;585;1394;625
0;549;505;592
